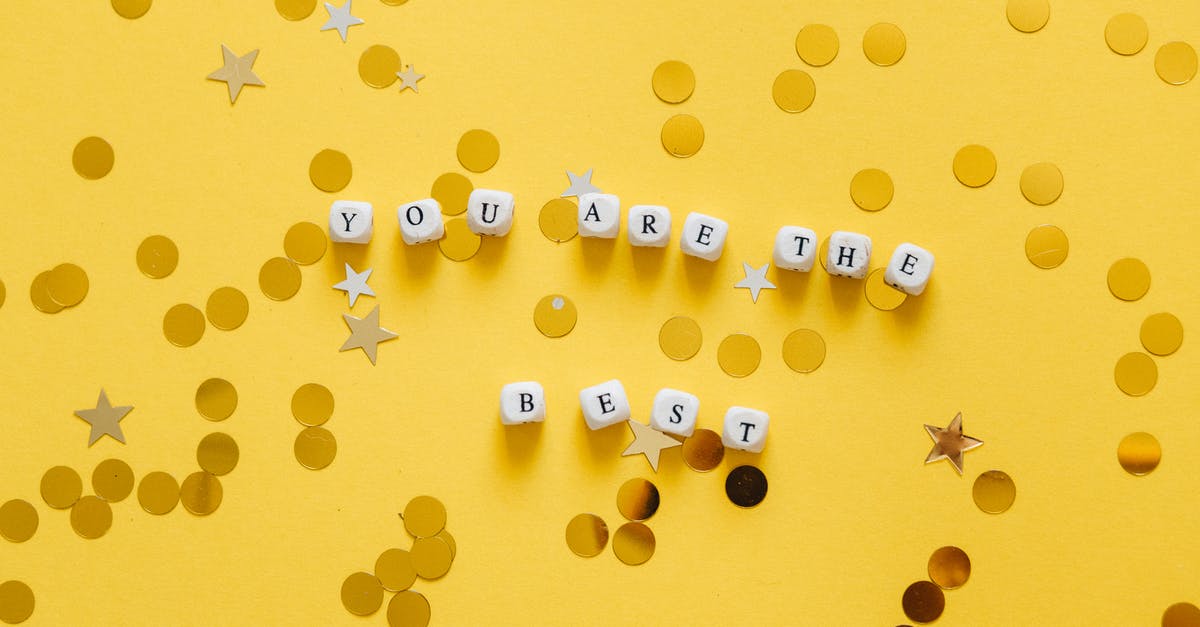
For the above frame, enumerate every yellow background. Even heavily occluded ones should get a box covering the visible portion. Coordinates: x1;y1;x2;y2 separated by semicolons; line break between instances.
1;1;1198;624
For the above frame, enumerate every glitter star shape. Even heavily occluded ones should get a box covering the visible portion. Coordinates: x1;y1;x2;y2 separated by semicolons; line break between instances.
621;420;682;472
333;263;375;307
396;65;425;93
924;412;984;475
320;0;364;42
74;389;133;446
734;262;777;303
340;305;398;365
561;169;601;197
205;45;264;104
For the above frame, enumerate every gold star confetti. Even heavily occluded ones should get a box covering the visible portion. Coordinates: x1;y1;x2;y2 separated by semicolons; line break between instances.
924;412;983;475
340;305;398;365
74;389;133;446
621;419;682;472
396;65;425;93
206;45;265;104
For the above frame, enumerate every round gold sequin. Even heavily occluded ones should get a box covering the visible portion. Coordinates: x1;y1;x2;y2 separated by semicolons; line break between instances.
163;303;205;347
772;70;816;113
431;173;472;216
411;536;453;579
40;466;82;509
659;316;702;361
0;580;34;625
1019;162;1063;205
616;478;660;522
137;471;179;515
901;580;945;623
1107;257;1150;301
112;0;152;19
46;263;88;307
197;432;239;476
717;333;761;378
292;383;334;427
258;256;302;301
196;378;237;421
457;129;500;173
972;470;1016;514
682;429;724;472
403;495;447;538
660;114;704;158
0;279;5;309
341;572;384;616
1117;432;1161;475
283;221;327;265
381;0;409;4
952;144;997;188
565;513;609;557
180;471;222;516
205;286;248;331
0;500;38;543
70;496;112;539
612;522;655;566
295;427;337;469
782;328;826;373
850;168;893;212
387;590;431;627
1141;312;1183;356
865;269;907;311
538;198;578;242
928;546;971;590
725;465;768;508
437;529;456;560
795;24;839;66
533;294;577;338
1105;14;1148;56
1006;0;1049;33
358;45;401;88
1156;42;1198;86
651;60;695;104
1114;352;1157;396
1163;602;1200;627
136;235;179;278
29;272;62;314
862;23;906;66
72;136;114;180
92;458;134;502
1024;225;1069;269
438;218;481;261
309;149;352;193
275;0;315;20
375;549;417;592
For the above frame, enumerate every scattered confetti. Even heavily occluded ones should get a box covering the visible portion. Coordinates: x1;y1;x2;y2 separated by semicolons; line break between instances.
972;469;1016;514
1117;432;1161;475
136;235;179;278
411;536;453;579
0;500;38;543
928;546;971;590
717;333;761;378
340;305;398;365
1019;162;1063;205
651;60;695;104
734;262;776;303
111;0;152;19
1141;312;1183;356
725;465;768;508
862;23;906;66
438;218;481;261
924;412;982;475
72;136;114;180
659;316;702;361
259;257;302;301
781;328;826;373
403;496;447;538
849;168;893;211
387;591;431;627
565;513;609;557
1107;257;1150;301
901;580;945;623
1104;13;1148;56
283;221;327;265
358;44;400;88
621;422;682;473
396;65;425;93
1162;602;1200;627
1155;42;1198;85
681;428;724;472
275;0;316;20
533;294;577;338
795;24;839;66
163;303;206;346
206;45;265;104
196;432;240;476
660;113;704;158
1114;351;1157;396
196;378;238;421
332;263;375;307
40;466;82;510
91;458;134;502
431;172;472;215
320;0;364;42
29;271;63;314
295;426;337;469
69;495;112;539
341;572;384;616
205;286;249;331
292;383;334;427
456;129;500;173
137;471;180;515
538;198;578;242
561;169;601;198
0;580;35;624
75;389;133;446
772;69;816;113
46;263;89;308
308;148;352;193
179;471;222;515
952;144;997;187
612;522;655;565
1006;0;1050;33
375;548;417;592
1024;224;1069;269
616;478;660;521
865;269;907;311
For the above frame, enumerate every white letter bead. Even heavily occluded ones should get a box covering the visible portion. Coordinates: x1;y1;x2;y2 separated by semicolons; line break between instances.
649;388;699;437
577;193;621;238
680;212;729;261
722;406;769;453
773;226;819;272
466;189;515;236
627;205;671;247
885;242;935;296
329;200;374;244
579;379;631;430
499;381;545;425
397;198;445;245
826;230;872;279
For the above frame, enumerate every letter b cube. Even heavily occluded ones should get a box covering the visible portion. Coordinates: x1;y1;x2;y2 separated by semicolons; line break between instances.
499;381;545;425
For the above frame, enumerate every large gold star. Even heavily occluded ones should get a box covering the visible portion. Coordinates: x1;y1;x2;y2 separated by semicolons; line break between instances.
924;412;983;474
621;420;682;472
340;305;397;365
206;44;264;104
74;389;133;446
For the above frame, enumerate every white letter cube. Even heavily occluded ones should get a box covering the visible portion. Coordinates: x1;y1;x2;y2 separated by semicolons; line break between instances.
499;381;545;425
885;243;935;296
649;388;699;437
578;193;620;238
826;231;872;279
773;226;818;272
466;189;514;236
681;212;729;261
398;198;445;245
329;200;373;244
722;406;769;453
627;205;671;247
579;379;631;430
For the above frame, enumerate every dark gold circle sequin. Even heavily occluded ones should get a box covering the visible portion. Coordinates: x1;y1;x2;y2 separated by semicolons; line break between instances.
431;173;472;216
205;286;248;330
1105;14;1148;56
718;333;761;378
438;218;481;261
795;24;839;66
928;546;971;590
612;522;655;566
682;429;725;472
411;536;453;579
283;221;327;265
341;572;384;616
660;114;704;158
375;549;417;592
46;263;88;307
180;471;222;515
972;470;1016;514
294;427;337;469
29;272;62;314
70;496;112;539
953;144;996;187
403;495;447;537
1007;0;1049;33
725;465;768;508
72;136;114;180
616;478;660;522
865;269;907;311
659;316;702;361
901;580;945;623
457;129;500;173
275;0;315;20
41;466;82;509
197;432;239;476
1025;225;1069;269
0;580;34;624
772;70;816;113
1163;602;1200;627
0;500;38;543
1114;352;1157;396
437;529;456;560
538;198;578;242
863;23;906;66
533;294;577;338
850;168;893;212
163;303;205;347
92;459;133;502
309;149;352;192
1156;42;1198;85
652;60;695;104
387;590;431;627
136;235;179;278
1107;258;1150;301
782;328;826;373
292;383;334;426
1019;162;1063;205
137;471;179;515
196;378;237;421
258;257;301;301
565;513;609;557
0;279;5;309
358;45;401;88
1141;313;1183;356
112;0;152;18
1117;432;1161;475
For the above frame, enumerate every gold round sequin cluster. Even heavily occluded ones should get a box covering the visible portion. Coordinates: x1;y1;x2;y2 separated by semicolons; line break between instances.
36;460;130;539
292;383;339;470
652;60;704;158
900;545;972;623
28;263;89;314
659;316;826;377
773;22;906;114
566;478;659;565
1107;258;1183;400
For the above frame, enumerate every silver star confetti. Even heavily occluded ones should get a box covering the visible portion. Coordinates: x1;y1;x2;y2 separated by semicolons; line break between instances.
206;45;264;104
561;169;601;197
396;65;425;93
320;0;364;42
74;389;133;446
333;263;375;307
621;419;682;472
734;262;776;303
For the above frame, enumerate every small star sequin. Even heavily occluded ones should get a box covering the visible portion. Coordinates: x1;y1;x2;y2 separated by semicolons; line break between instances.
734;262;776;303
621;420;682;472
561;169;601;198
924;412;983;475
340;305;398;365
332;263;375;307
396;65;425;93
74;390;133;446
320;0;364;42
206;45;264;104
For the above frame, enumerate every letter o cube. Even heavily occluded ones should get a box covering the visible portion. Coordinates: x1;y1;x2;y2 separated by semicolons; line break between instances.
398;198;445;245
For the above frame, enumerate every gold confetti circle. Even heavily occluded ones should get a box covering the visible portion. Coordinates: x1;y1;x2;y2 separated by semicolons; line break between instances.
411;536;453;580
972;469;1016;514
197;432;239;476
1104;14;1148;56
0;279;5;309
283;221;327;265
180;471;223;516
163;303;205;347
682;429;725;472
92;459;134;502
795;24;839;66
403;495;447;538
309;149;352;193
72;136;114;180
274;0;315;20
292;383;334;427
616;478;660;522
295;427;337;469
29;272;62;314
40;466;82;509
438;218;481;261
111;0;152;19
196;378;237;421
387;591;430;627
725;465;768;508
952;144;997;187
205;286;249;331
849;168;893;212
1163;603;1200;627
437;529;456;560
718;333;761;377
782;328;826;373
862;23;906;66
1006;0;1049;33
565;513;609;557
1019;162;1063;205
456;129;500;173
136;235;179;278
928;546;971;590
1141;312;1183;356
46;263;88;307
772;70;816;113
137;471;179;515
612;522;656;566
651;60;695;104
533;294;577;338
538;198;578;242
865;268;907;311
375;549;417;592
1024;225;1069;269
358;45;401;88
901;580;945;623
658;316;702;361
431;172;473;216
0;500;38;543
660;114;705;158
1114;352;1157;397
341;572;384;616
1117;432;1161;475
0;580;34;625
1155;42;1198;86
381;0;409;4
1107;257;1150;301
70;495;112;539
258;257;301;301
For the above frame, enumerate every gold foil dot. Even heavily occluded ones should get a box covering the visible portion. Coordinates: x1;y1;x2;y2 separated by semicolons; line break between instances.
652;60;695;104
29;272;62;314
381;0;409;5
137;471;179;515
274;0;315;20
292;383;334;427
375;549;417;592
1163;602;1200;627
928;546;971;590
862;23;906;66
341;572;384;616
901;580;945;623
41;466;82;509
818;236;830;272
358;44;401;88
438;218;482;261
772;69;816;113
725;465;768;508
850;168;894;212
1024;225;1069;269
1114;352;1157;396
533;294;577;338
1019;162;1063;205
0;279;5;309
196;432;239;476
437;529;456;560
1141;312;1183;356
196;378;238;421
205;286;249;331
387;590;431;627
72;136;114;180
1107;257;1150;301
718;333;761;378
403;495;447;538
538;198;578;242
1156;42;1198;86
782;328;826;373
0;580;34;625
795;24;839;66
457;129;500;173
660;114;705;158
91;459;134;502
180;471;223;516
682;429;725;472
309;149;352;193
565;513;609;557
136;235;179;278
294;427;337;469
865;268;907;311
659;316;702;361
952;144;997;187
1006;0;1049;33
431;172;473;216
0;500;38;543
1117;432;1161;475
283;221;327;265
612;522;656;566
163;303;205;347
111;0;152;19
411;536;453;580
258;256;302;301
972;469;1016;514
616;478;660;522
70;495;112;539
46;263;89;307
1105;14;1148;56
